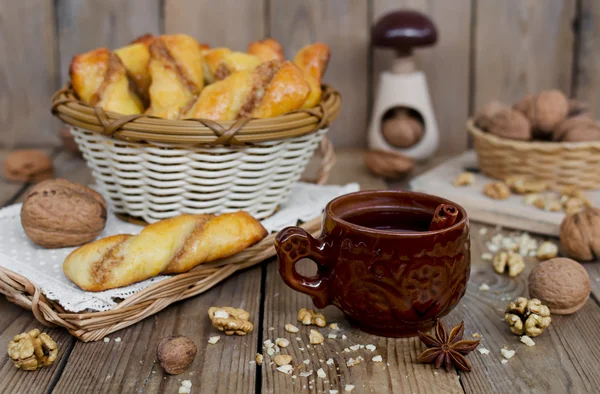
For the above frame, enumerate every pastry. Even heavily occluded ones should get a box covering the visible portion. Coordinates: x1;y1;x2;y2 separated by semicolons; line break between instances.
293;43;330;108
186;60;310;121
203;47;262;83
70;48;144;114
63;212;267;291
146;34;205;119
115;34;154;103
247;38;285;62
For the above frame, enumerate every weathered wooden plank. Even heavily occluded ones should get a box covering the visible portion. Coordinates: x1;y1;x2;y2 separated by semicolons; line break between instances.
0;296;75;394
452;223;600;394
164;0;266;49
56;0;162;84
52;266;262;394
473;0;576;111
572;0;600;116
372;0;472;156
0;0;59;148
270;0;370;148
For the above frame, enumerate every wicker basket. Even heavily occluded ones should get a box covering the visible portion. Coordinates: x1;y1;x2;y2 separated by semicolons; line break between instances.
468;119;600;190
51;85;341;222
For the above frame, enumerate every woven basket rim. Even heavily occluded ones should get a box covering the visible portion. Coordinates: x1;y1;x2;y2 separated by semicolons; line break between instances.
467;118;600;149
51;84;341;146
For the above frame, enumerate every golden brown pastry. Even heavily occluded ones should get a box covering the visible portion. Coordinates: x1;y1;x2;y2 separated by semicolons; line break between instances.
248;38;284;62
185;60;310;121
115;34;154;103
146;34;205;119
293;43;330;108
63;212;268;291
203;48;262;83
70;48;144;114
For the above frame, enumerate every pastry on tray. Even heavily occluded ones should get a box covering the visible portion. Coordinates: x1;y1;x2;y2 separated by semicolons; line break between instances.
63;212;267;292
68;34;331;121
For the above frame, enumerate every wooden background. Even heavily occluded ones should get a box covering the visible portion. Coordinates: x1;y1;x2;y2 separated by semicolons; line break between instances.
0;0;598;155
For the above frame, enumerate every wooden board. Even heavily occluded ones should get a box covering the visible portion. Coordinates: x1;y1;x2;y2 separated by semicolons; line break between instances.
473;0;576;111
164;0;266;49
409;151;600;236
572;0;600;117
269;0;370;149
56;0;162;84
372;0;472;156
0;0;59;149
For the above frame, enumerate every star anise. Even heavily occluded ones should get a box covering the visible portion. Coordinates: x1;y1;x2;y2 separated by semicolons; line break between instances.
417;319;480;372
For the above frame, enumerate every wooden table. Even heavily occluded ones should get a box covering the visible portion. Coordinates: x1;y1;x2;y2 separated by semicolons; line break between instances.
2;148;600;394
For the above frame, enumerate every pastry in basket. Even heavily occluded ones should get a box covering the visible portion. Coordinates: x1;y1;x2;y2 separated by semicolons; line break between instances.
185;60;310;121
146;34;205;119
293;43;330;108
247;38;285;62
63;212;268;292
70;48;144;115
203;47;262;83
114;34;154;103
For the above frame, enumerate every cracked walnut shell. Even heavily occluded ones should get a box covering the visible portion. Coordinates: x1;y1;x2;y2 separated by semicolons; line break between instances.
7;329;58;371
483;182;510;200
493;252;525;277
560;207;600;261
504;297;551;337
297;308;326;327
208;306;253;335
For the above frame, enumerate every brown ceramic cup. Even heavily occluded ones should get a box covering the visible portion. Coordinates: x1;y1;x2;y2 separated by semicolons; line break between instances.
275;190;470;337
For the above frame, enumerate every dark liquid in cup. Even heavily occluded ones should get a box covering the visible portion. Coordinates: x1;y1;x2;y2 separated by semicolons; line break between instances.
341;207;432;233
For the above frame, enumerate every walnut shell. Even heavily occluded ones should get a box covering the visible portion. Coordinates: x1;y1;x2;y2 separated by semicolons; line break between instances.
529;258;590;315
3;150;54;182
157;335;197;375
514;90;569;135
560;207;600;261
486;109;532;141
381;109;424;148
553;115;600;142
20;179;107;248
474;100;509;131
364;149;414;179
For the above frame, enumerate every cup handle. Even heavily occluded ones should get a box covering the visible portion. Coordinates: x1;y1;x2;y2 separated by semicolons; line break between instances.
275;226;330;308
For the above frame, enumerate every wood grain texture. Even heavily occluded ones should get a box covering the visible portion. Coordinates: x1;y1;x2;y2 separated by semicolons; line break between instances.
164;0;266;49
473;0;576;111
52;267;262;394
372;0;472;156
572;0;600;116
56;0;162;84
270;0;370;148
0;0;59;149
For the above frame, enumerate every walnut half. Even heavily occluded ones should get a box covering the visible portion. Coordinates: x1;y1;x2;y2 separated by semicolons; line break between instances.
7;329;58;371
297;308;326;327
492;251;525;277
208;306;253;335
504;297;551;337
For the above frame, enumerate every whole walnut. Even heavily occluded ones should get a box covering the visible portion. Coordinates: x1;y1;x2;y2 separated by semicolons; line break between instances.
3;150;54;182
21;179;107;248
486;109;532;141
364;149;414;179
529;258;590;315
381;108;424;148
514;90;569;135
560;207;600;261
553;115;600;142
474;100;509;131
157;335;197;374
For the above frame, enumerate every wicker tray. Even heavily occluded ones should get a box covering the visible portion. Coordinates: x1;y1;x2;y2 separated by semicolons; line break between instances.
468;119;600;189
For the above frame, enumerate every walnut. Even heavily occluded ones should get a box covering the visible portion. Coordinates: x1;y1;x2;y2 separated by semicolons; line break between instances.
381;108;424;148
563;197;590;215
514;90;569;134
524;193;546;210
504;176;547;194
492;251;525;277
309;329;325;345
297;308;326;327
486;109;532;141
553;115;600;142
2;150;54;182
536;241;558;260
7;329;58;371
285;324;299;333
274;354;293;366
364;149;414;179
208;306;253;335
529;258;590;315
504;297;551;337
255;353;263;365
20;179;107;248
474;101;510;131
454;172;475;186
483;182;510;200
157;335;197;375
560;207;600;261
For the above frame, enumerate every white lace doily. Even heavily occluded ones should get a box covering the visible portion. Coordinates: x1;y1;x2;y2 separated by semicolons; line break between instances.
0;182;359;312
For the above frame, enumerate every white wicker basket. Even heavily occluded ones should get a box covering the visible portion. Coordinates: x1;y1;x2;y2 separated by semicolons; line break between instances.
70;126;328;223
